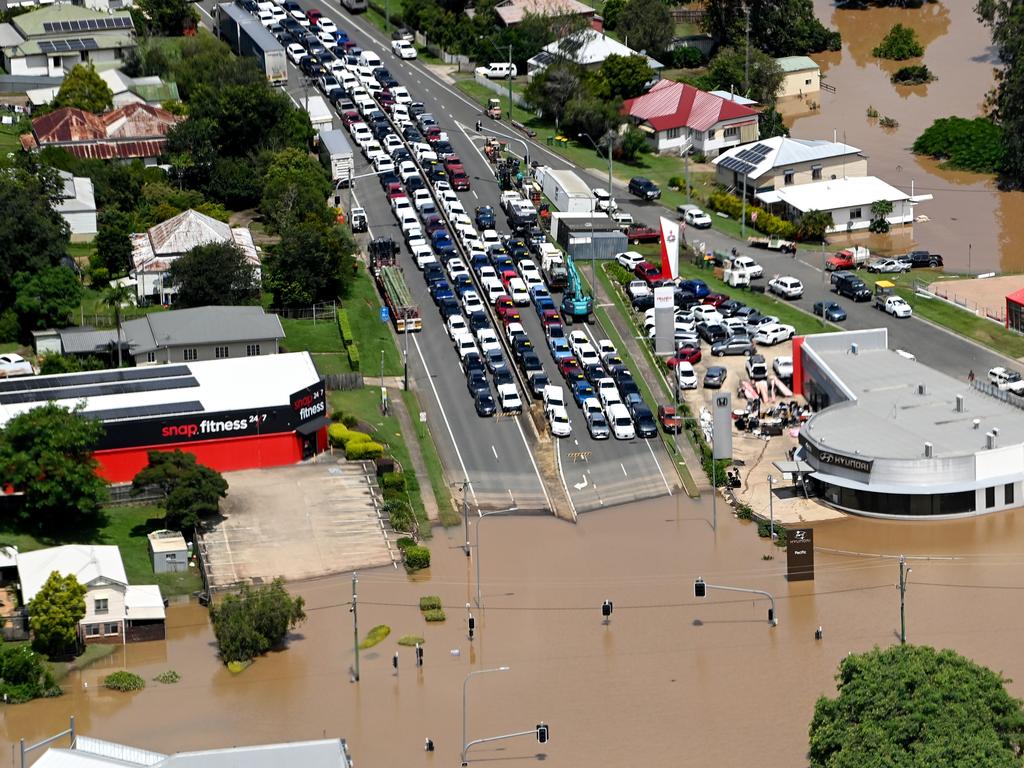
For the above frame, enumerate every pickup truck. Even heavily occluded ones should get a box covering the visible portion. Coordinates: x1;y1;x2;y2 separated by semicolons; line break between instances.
989;367;1024;394
898;250;943;268
875;293;912;318
625;224;660;244
747;236;797;254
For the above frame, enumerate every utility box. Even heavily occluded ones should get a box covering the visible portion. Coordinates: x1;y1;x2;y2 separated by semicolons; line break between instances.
147;529;189;574
555;216;626;263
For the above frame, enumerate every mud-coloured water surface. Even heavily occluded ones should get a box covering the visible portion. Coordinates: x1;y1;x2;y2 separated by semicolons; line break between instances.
6;497;1024;768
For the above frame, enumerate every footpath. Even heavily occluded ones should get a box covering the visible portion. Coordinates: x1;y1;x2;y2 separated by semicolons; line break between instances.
387;382;441;523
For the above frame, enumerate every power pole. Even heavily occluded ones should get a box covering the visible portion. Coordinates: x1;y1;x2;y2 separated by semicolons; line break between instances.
462;480;471;556
351;572;360;681
744;4;751;97
898;555;911;645
507;43;514;123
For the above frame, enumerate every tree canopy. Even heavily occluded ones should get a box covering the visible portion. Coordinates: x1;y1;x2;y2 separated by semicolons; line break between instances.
132;450;228;531
28;572;87;657
617;0;673;57
872;23;925;60
976;0;1024;188
53;64;113;113
259;148;333;232
705;46;785;106
209;578;306;663
703;0;840;56
134;0;198;36
591;55;655;101
265;219;355;308
810;645;1024;768
0;403;107;532
912;116;1004;174
0;640;60;703
14;266;84;332
166;241;260;308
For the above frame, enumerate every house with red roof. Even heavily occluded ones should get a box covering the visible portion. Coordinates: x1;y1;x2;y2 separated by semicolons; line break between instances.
621;80;760;157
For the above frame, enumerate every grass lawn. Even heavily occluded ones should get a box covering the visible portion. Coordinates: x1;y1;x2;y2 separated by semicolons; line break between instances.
78;286;165;328
328;387;431;535
279;316;348;376
0;119;27;154
345;265;404;376
401;389;458;526
1;505;201;598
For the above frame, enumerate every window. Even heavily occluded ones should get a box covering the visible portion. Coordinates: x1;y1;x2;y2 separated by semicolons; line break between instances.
805;78;812;85
94;598;108;615
812;165;823;180
85;624;100;637
1006;483;1015;505
166;553;178;560
215;345;229;359
246;344;261;356
183;348;198;361
665;127;680;139
146;352;156;363
783;170;795;185
986;486;996;508
106;623;120;636
849;208;862;220
723;126;738;139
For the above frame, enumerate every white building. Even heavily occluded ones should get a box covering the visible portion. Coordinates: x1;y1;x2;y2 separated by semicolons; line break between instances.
755;176;919;234
526;28;662;77
55;170;97;240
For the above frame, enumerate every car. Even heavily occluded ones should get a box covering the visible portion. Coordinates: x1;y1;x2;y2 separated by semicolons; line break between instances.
506;277;530;305
898;250;943;268
697;322;730;344
753;323;796;346
681;206;712;229
586;410;611;440
813;301;847;322
484;348;508;374
453;334;478;360
692;305;724;325
286;42;306;64
671;343;702;366
463;291;485;316
496;383;523;413
631;404;658;438
529;373;550;400
543;384;567;415
634;261;662;285
767;276;804;300
548;405;571;438
519;351;544;377
467;371;490;398
593;187;616;212
572;379;596;407
475;391;497;417
548;336;572;360
596;378;621;408
540;309;561;328
711;335;755;357
392;39;417;59
675;362;698;390
884;296;913;318
745;354;768;381
476;327;500;354
703;366;728;389
615;251;645;270
628;176;660;200
475;61;518;79
867;257;911;274
989;367;1024;393
657;405;683;434
576;344;600;367
773;356;794;380
607;403;636;440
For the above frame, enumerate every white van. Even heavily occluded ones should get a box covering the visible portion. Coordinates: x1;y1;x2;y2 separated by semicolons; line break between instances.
359;50;383;69
543;385;566;417
607;403;636;440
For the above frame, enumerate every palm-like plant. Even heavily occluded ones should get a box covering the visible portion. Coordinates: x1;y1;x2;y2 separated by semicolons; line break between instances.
103;283;136;368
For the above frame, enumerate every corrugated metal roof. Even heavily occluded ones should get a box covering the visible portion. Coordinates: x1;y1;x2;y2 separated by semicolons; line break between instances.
122;306;284;353
35;739;351;768
147;209;232;256
494;0;592;25
59;329;118;354
622;80;757;132
17;545;127;603
775;55;819;73
713;136;863;181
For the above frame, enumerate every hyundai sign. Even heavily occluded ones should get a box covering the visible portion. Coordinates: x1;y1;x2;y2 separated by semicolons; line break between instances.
654;286;676;356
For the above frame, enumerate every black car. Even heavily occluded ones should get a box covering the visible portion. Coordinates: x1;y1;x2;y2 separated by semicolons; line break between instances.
461;352;485;377
520;351;544;376
409;101;426;117
619;379;640;400
493;368;514;387
529;372;549;399
632;293;655;311
475;205;496;229
405;175;425;194
832;273;871;302
475;391;497;417
583;364;605;385
402;126;424;143
299;56;326;78
628;176;661;200
467;312;489;333
513;337;534;361
378;172;401;190
703;366;728;388
630;404;658;438
374;67;399;88
674;290;699;310
438;297;461;319
813;301;847;322
697;322;729;344
898;250;943;268
467;372;490;398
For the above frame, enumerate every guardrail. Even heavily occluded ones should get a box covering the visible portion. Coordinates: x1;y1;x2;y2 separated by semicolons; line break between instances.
972;379;1024;411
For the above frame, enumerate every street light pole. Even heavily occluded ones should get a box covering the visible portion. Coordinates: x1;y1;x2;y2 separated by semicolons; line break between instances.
351;572;360;682
460;480;472;556
462;666;511;766
507;43;513;124
767;474;775;540
898;554;911;644
474;507;517;608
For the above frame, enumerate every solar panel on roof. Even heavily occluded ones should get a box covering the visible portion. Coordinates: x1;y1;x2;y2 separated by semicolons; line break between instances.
0;364;193;394
750;143;770;154
0;376;199;406
83;400;205;423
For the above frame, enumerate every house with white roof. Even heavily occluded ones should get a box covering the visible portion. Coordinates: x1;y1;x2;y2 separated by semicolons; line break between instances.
55;170;97;240
755;176;917;234
526;28;662;77
130;209;260;305
713;136;867;197
16;544;166;644
621;80;759;156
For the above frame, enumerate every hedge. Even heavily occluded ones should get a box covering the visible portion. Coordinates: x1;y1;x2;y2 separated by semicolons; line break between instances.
707;191;798;240
419;595;442;611
328;423;348;447
381;472;406;492
423;608;445;621
347;343;360;371
347;440;385;460
104;671;145;691
605;262;633;287
337;309;355;347
403;544;431;570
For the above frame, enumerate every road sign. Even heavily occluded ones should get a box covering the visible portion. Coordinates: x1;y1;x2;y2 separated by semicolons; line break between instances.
379;306;390;323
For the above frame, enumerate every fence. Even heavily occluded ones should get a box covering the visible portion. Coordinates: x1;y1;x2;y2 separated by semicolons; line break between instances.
323;372;365;390
473;73;531;108
669;7;705;23
268;302;338;321
106;482;164;505
972;379;1024;412
913;279;1006;324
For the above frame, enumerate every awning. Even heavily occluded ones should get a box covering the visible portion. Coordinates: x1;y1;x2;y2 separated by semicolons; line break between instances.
772;460;814;475
756;190;782;204
296;416;332;436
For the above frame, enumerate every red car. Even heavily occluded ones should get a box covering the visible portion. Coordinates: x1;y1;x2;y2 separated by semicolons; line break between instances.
826;251;856;271
540;309;561;328
384;182;403;197
448;166;470;191
667;344;702;367
702;292;730;308
443;155;463;171
557;356;581;378
306;8;323;24
657;405;683;434
634;261;662;286
340;110;360;127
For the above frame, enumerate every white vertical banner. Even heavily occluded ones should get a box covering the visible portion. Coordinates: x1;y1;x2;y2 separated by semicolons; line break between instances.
653;286;676;356
659;216;680;281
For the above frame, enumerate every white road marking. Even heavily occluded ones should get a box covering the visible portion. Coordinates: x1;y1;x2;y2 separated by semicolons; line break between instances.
491;445;498;460
574;475;588;491
512;414;555;511
471;190;479;200
621;463;628;477
644;438;674;496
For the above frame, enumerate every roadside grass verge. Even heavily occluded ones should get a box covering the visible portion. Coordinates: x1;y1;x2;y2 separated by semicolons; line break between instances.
345;265;404;376
279;317;347;376
401;389;457;527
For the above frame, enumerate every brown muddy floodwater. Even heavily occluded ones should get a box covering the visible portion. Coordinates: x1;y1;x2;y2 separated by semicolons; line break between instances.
7;496;1024;768
788;1;1024;273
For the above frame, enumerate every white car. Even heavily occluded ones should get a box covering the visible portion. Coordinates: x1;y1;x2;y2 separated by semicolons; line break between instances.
317;16;337;33
681;206;713;229
288;9;309;26
462;291;485;315
256;9;275;26
349;123;373;147
316;29;334;47
392;39;417;59
773;356;794;380
286;43;306;64
446;258;469;281
482;277;505;303
505;322;526;345
391;86;412;104
596;378;621;408
731;255;763;279
373;156;395;174
607;403;636;440
616;251;644;270
358;51;383;69
568;330;589;355
0;353;33;377
481;229;500;247
580;397;603;418
597;339;616;357
576;343;600;367
411;242;436;269
476;327;501;354
548;404;571;438
753;323;796;346
543;384;567;417
506;277;529;305
883;296;913;318
692;305;724;325
497;383;523;413
453;333;478;359
593;188;616;212
768;276;804;300
446;314;468;340
475;62;517;79
676;362;698;390
519;260;543;287
868;257;911;274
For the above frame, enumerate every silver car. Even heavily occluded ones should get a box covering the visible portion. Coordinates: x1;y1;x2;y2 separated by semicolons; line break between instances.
586;410;611;440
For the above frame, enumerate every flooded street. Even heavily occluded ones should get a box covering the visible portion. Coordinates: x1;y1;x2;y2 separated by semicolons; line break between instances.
789;1;1024;273
7;497;1024;767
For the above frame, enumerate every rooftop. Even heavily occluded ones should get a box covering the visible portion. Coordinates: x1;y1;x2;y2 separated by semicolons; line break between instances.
147;529;187;553
708;90;758;107
803;332;1024;460
622;80;758;132
17;545;127;603
121;306;284;354
131;209;259;272
756;175;907;211
712;136;863;180
10;5;134;38
775;55;819;73
494;0;594;25
530;28;662;69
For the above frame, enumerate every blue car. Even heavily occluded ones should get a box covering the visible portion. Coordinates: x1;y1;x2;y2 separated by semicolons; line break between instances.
430;282;454;305
530;285;551;303
535;296;556;315
679;279;710;299
572;379;595;407
475;205;496;229
470;252;490;271
431;230;455;256
548;336;572;361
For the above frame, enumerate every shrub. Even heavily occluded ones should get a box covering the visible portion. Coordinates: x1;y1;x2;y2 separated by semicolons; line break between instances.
337;309;354;346
668;176;684;190
604;262;633;287
671;45;704;68
872;23;924;60
423;608;446;622
404;544;431;570
328;423;349;447
346;440;385;460
347;343;360;371
735;503;754;520
342;430;371;448
891;64;934;85
879;116;899;129
359;624;391;649
866;105;879;118
419;595;442;611
397;634;425;646
0;643;60;703
154;670;181;684
706;191;798;239
209;578;306;664
388;500;415;532
397;536;417;551
103;671;145;692
380;472;406;492
913;116;1004;173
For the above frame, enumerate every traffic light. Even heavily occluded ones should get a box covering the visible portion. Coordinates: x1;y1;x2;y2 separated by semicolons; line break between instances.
415;644;424;667
601;600;613;618
694;578;706;598
468;614;476;640
392;653;399;670
536;723;549;744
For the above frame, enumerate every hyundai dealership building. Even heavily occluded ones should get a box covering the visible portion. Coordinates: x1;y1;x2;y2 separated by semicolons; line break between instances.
0;352;329;483
793;329;1024;518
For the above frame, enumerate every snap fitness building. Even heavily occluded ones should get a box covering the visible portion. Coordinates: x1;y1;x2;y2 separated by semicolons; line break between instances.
0;353;329;483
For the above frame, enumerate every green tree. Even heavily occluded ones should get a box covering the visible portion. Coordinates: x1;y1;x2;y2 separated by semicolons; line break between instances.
0;640;60;703
259;148;332;232
703;0;840;56
796;209;834;241
563;94;623;143
618;0;672;56
28;572;87;657
38;354;106;375
14;266;84;332
132;450;228;531
94;207;135;277
53;64;113;113
617;127;649;162
705;46;785;106
810;645;1024;768
166;242;259;308
601;0;625;29
758;107;790;140
869;199;893;233
103;283;135;367
0;403;107;532
592;54;654;101
912;116;1004;174
266;220;356;308
524;63;583;129
209;578;306;663
135;0;198;36
872;23;925;60
975;0;1024;188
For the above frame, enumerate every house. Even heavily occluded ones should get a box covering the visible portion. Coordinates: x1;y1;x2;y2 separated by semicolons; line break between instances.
712;136;866;197
621;80;759;156
775;55;820;99
147;530;189;574
55;170;97;240
755;176;915;234
121;306;284;365
33;736;353;768
527;29;662;77
20;103;182;165
708;90;758;108
100;69;181;108
0;5;135;79
493;0;595;27
130;209;260;304
16;545;166;644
